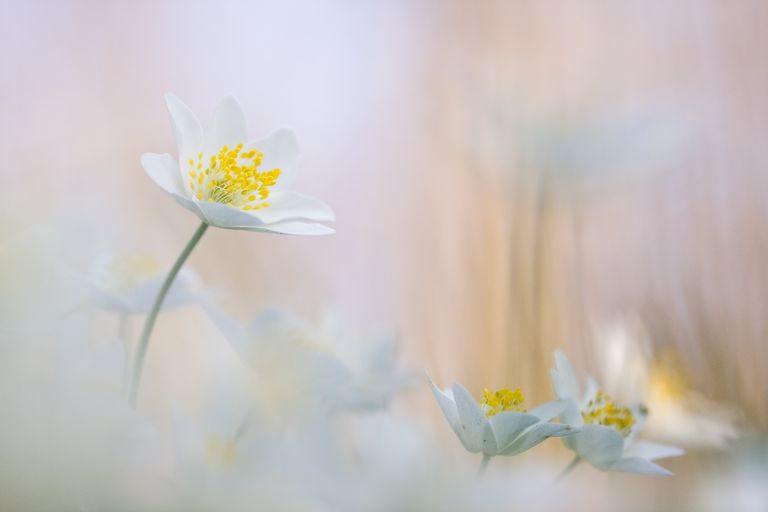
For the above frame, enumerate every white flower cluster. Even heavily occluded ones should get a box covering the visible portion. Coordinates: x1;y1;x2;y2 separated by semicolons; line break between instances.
0;95;685;511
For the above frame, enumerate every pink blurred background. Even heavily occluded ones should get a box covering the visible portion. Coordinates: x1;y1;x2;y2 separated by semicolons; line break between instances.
2;1;767;509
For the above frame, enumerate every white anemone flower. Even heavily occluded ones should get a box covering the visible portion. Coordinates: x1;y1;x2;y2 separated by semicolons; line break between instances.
550;350;683;475
141;94;334;235
88;252;197;315
204;305;417;423
597;320;739;449
430;380;575;465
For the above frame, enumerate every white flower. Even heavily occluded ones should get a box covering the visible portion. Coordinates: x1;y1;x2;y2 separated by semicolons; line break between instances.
550;350;683;475
204;304;416;423
141;94;335;235
430;380;575;457
597;320;739;449
88;252;197;314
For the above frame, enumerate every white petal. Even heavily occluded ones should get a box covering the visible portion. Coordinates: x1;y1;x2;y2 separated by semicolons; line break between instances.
200;301;251;362
502;422;577;456
624;441;683;461
551;350;580;401
529;399;567;421
584;376;600;403
193;200;268;229
250;191;335;224
247;129;300;190
141;153;184;196
569;424;625;469
609;456;673;476
247;220;335;236
429;381;462;440
451;383;497;454
204;96;247;152
164;93;203;155
488;412;539;452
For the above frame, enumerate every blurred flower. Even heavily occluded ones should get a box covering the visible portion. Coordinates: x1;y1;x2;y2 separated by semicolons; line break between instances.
429;380;574;459
88;252;198;315
141;94;334;235
550;350;682;475
0;227;85;334
324;415;550;512
204;305;417;424
0;330;163;511
597;320;739;449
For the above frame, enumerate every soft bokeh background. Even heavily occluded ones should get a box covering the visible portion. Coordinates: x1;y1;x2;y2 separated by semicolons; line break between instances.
2;0;767;510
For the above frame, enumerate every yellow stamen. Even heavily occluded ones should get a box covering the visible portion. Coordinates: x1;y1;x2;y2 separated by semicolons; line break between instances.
184;143;280;211
582;389;637;437
479;387;526;417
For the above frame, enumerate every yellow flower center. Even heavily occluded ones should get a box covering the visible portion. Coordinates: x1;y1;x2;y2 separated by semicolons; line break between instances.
479;387;527;417
97;254;161;294
582;389;637;436
206;437;237;467
186;143;281;211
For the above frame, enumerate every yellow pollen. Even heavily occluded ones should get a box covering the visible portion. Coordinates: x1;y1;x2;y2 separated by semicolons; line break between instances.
479;387;526;417
582;389;637;437
184;143;280;210
205;437;237;467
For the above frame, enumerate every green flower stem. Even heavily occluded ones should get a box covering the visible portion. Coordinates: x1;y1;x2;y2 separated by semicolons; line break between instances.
477;454;492;476
555;455;581;483
128;222;209;407
118;313;130;397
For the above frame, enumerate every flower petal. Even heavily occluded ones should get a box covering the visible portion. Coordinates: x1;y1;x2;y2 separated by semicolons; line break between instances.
250;191;335;224
200;301;251;363
245;220;335;236
488;412;539;452
528;399;567;422
429;381;463;442
608;456;673;476
568;424;625;469
624;441;683;461
551;350;580;401
164;93;203;156
451;383;496;454
247;129;300;190
141;153;184;196
193;200;268;229
502;422;577;456
204;95;247;152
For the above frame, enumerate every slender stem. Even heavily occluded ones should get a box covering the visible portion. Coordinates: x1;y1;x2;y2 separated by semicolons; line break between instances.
554;455;581;483
477;454;492;477
118;313;130;397
128;222;209;407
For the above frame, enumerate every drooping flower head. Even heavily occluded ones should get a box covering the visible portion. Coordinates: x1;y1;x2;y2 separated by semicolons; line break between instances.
550;350;683;475
141;94;335;235
430;380;575;457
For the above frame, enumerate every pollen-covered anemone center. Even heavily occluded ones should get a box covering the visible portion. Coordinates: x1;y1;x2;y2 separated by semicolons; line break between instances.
185;143;281;211
479;387;527;417
582;388;637;437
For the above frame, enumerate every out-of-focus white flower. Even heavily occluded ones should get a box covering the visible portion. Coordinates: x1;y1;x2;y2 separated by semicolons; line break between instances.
88;252;198;314
550;350;683;475
0;227;85;333
141;94;334;235
597;320;739;449
204;305;417;423
0;332;163;511
159;402;322;512
430;380;574;458
324;415;550;512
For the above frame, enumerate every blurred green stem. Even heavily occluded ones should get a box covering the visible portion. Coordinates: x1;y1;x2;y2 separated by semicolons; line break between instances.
555;455;581;483
128;222;208;407
478;454;492;476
